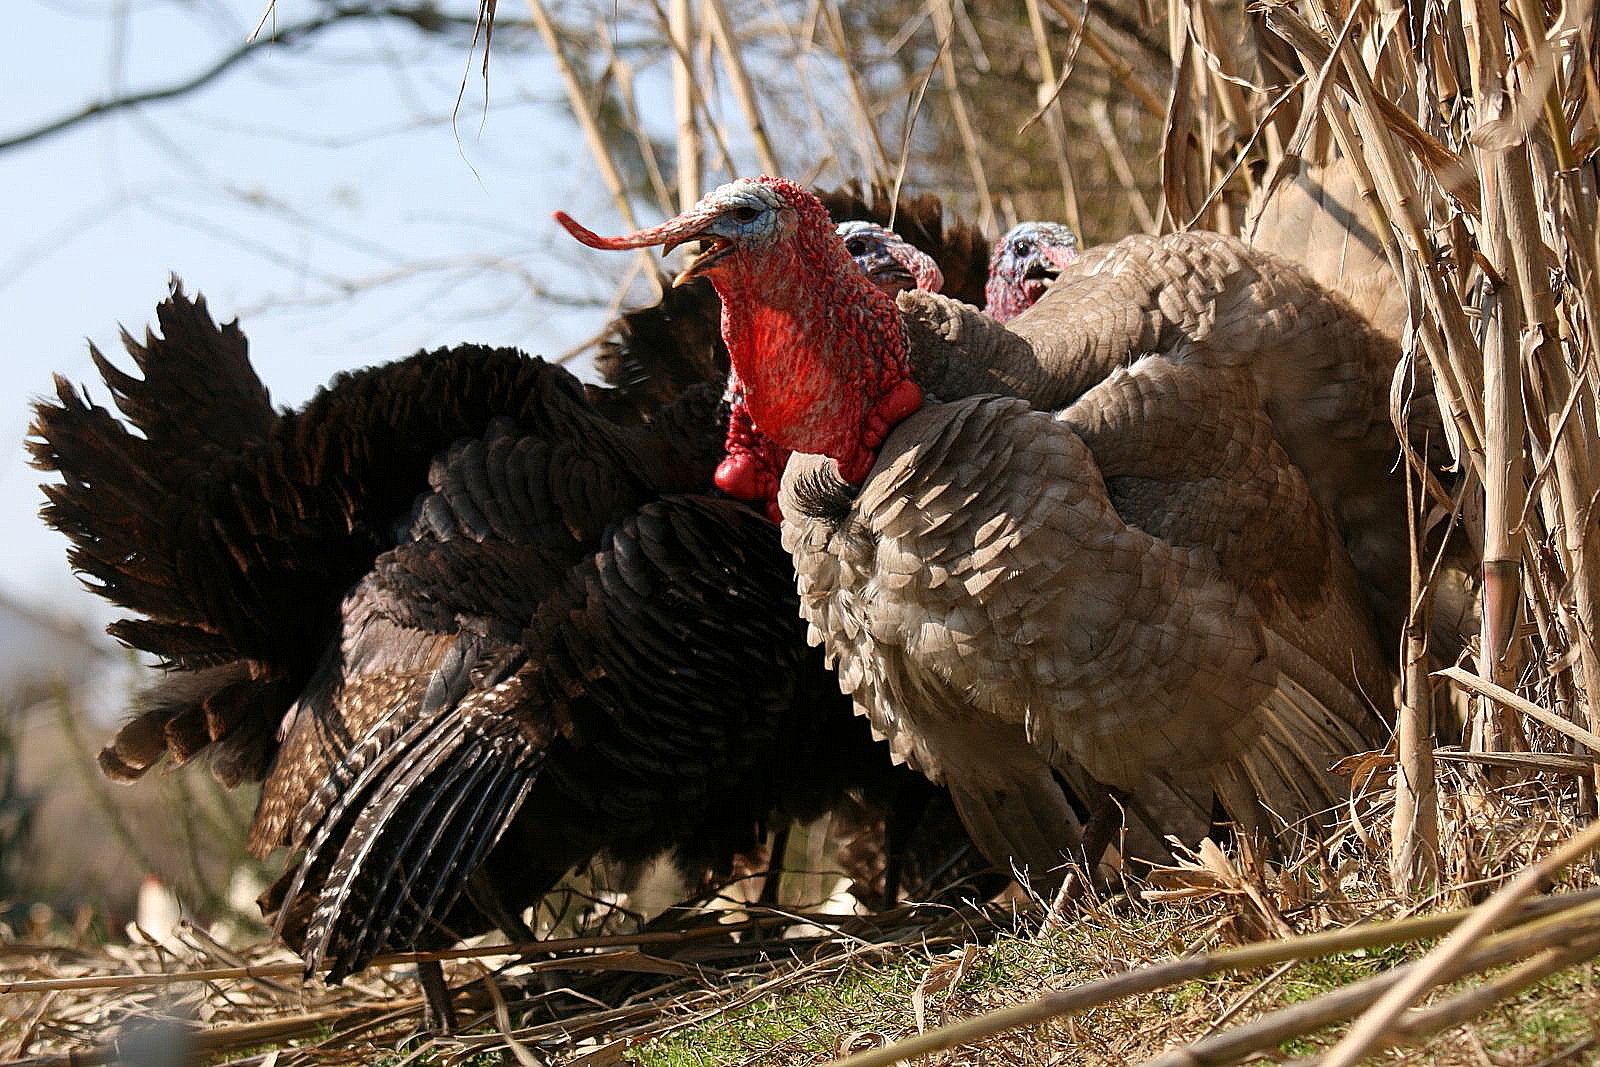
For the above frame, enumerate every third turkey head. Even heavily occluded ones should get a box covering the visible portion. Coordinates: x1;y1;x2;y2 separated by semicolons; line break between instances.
984;221;1080;322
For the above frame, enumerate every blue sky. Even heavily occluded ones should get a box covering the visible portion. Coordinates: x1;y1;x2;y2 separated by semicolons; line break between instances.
2;0;651;629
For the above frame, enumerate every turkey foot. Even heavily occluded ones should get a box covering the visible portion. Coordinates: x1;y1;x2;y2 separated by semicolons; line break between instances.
416;960;458;1035
1045;784;1125;926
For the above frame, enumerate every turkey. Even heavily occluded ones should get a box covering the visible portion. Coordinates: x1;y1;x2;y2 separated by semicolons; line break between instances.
28;271;989;1014
589;184;990;424
558;176;1418;875
984;221;1082;322
837;220;946;296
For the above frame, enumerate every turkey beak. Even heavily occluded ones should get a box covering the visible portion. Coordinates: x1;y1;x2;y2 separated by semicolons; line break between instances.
860;251;916;296
671;238;732;287
553;209;729;287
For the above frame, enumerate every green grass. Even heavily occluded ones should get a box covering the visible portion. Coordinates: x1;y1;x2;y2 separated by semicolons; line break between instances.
628;910;1600;1067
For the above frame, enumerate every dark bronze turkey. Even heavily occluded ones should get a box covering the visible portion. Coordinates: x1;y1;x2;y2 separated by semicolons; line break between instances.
29;211;1001;1007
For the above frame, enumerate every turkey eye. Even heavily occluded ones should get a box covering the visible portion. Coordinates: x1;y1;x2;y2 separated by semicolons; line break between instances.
1014;240;1033;256
845;237;868;255
731;206;762;223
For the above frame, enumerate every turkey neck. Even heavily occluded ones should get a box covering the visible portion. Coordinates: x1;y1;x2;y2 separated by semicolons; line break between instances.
713;245;923;484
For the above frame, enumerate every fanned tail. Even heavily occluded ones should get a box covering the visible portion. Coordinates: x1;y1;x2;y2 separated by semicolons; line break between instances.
29;285;287;786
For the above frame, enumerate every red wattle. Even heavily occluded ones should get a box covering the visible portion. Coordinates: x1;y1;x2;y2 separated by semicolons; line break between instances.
880;379;924;422
715;454;764;501
835;447;877;484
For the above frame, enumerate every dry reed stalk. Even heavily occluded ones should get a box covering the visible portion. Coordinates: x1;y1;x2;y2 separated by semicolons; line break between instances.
1316;8;1490;471
1087;97;1157;233
0;914;820;995
1021;0;1080;234
10;1001;424;1067
1393;460;1440;896
1137;899;1600;1067
1159;1;1200;231
668;0;700;212
1439;667;1600;755
1262;8;1485;483
659;0;697;214
818;0;892;184
824;890;1600;1067
1462;0;1530;758
1494;0;1600;762
647;0;736;180
1187;0;1253;232
599;46;675;219
1318;817;1600;1067
1039;0;1166;121
702;0;780;175
1374;934;1600;1055
756;7;856;189
522;0;636;230
929;0;996;235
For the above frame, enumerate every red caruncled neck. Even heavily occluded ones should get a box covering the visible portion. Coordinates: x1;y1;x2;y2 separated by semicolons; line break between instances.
710;184;922;501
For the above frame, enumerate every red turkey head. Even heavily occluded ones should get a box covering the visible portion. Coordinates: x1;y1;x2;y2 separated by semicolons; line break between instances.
559;177;922;500
984;221;1081;322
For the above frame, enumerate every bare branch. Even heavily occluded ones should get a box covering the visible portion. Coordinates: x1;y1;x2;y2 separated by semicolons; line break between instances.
0;3;530;155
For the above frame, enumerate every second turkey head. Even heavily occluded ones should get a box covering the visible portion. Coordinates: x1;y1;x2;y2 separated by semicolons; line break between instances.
838;220;945;297
984;221;1081;322
558;177;924;501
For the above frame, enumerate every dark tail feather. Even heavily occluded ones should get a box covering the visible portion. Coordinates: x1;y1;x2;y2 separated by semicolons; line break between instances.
94;281;275;458
280;693;542;981
97;663;288;786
